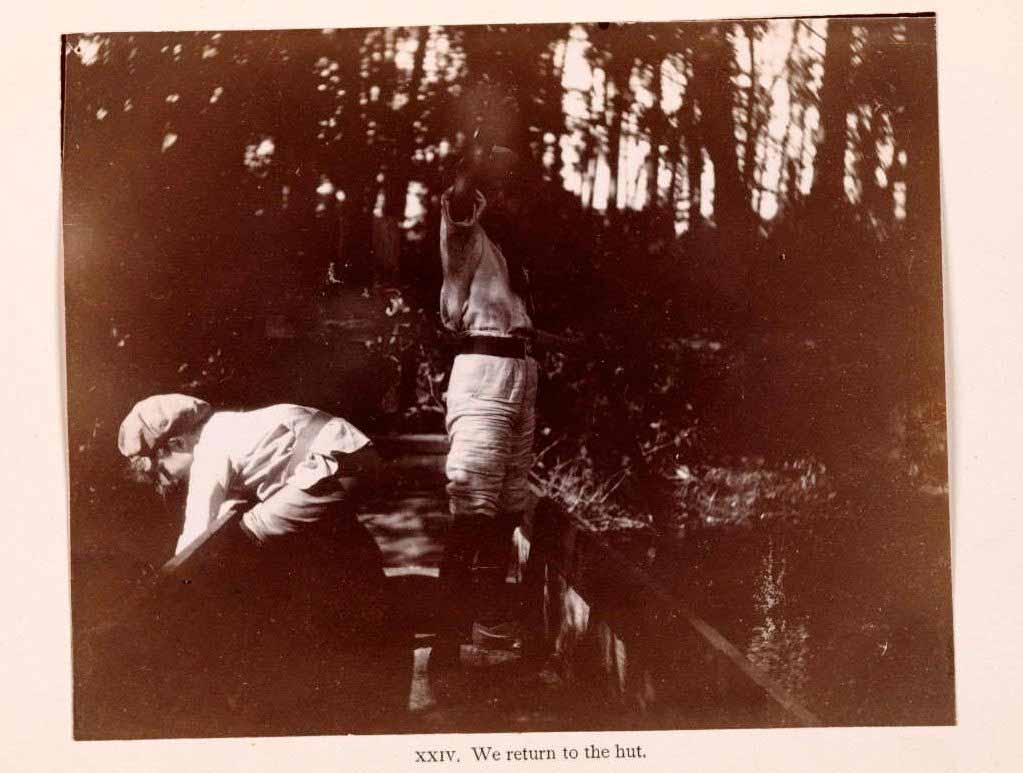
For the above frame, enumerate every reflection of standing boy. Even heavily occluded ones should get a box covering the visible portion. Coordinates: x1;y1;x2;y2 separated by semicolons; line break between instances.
431;148;539;668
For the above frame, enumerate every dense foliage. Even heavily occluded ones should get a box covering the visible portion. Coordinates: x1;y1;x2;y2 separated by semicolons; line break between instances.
63;19;945;537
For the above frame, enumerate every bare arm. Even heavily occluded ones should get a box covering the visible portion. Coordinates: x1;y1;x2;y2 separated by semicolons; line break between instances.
440;187;486;275
175;441;232;555
439;187;487;332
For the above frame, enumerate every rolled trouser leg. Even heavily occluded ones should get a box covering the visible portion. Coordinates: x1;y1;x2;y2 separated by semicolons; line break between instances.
491;361;536;625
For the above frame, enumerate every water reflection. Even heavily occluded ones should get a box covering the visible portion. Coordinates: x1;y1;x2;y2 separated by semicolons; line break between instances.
745;535;810;701
657;475;953;726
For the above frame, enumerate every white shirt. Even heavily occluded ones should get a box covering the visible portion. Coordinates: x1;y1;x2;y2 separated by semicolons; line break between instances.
439;188;533;338
176;405;370;554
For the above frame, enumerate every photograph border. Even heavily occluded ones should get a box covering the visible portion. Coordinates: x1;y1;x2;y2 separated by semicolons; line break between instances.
5;0;1023;770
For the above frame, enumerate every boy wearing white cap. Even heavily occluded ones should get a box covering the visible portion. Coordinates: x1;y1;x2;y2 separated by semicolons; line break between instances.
114;394;397;728
118;394;381;556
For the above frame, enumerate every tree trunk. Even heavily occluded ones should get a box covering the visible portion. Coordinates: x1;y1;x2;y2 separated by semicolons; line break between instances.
741;23;758;190
681;93;703;234
808;19;855;211
383;26;428;221
860;106;890;223
665;135;680;211
605;81;625;213
645;57;665;208
688;26;753;242
684;140;702;234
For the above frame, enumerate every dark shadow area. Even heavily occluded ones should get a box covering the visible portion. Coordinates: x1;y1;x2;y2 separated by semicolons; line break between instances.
74;514;414;739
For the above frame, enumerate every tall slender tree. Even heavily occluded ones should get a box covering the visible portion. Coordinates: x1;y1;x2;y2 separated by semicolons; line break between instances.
808;18;855;212
687;23;754;242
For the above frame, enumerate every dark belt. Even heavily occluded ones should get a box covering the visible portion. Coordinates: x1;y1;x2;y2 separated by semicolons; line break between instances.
457;336;532;359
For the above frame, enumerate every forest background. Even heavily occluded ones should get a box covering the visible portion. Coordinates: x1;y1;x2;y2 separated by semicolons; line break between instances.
62;17;945;524
61;16;951;724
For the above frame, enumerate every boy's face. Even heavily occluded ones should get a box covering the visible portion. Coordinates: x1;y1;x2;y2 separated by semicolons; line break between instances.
152;436;195;496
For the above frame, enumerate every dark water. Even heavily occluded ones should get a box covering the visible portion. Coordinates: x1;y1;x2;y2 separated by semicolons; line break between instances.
650;480;954;726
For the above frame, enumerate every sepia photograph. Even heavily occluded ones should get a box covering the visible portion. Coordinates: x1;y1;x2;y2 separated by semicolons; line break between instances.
60;14;953;741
